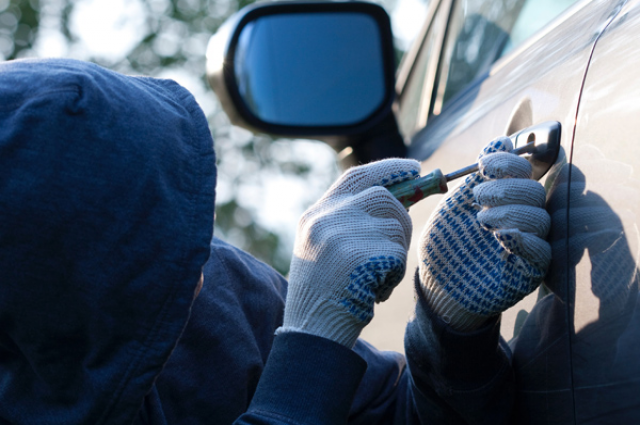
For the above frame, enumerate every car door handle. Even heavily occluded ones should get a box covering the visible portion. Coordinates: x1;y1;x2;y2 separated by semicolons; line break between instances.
388;121;561;208
509;121;561;181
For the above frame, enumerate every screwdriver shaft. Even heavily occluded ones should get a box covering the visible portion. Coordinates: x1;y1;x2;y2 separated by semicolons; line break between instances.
444;142;535;182
388;142;535;208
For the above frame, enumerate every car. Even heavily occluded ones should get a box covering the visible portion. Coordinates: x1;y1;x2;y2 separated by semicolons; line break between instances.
206;0;640;422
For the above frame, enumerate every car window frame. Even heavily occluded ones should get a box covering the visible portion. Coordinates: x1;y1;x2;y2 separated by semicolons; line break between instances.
395;0;453;139
397;0;594;144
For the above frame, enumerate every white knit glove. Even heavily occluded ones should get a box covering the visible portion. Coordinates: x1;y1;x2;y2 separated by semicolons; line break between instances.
419;137;552;331
279;158;420;348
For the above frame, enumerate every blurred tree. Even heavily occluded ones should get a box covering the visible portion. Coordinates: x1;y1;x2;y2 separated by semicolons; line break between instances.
1;0;39;59
7;0;341;276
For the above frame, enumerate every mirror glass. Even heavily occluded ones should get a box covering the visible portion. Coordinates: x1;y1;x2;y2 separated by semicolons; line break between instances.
234;12;387;127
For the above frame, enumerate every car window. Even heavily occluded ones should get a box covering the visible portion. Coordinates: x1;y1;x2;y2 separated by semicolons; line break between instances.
501;0;582;57
432;0;580;115
397;29;434;138
396;0;448;139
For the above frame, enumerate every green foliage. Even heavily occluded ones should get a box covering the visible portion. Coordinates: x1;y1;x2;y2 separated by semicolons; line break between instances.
215;199;289;273
7;0;337;276
1;0;39;60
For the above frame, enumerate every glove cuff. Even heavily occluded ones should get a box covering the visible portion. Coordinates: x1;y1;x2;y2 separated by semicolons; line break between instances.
279;301;363;348
419;272;492;332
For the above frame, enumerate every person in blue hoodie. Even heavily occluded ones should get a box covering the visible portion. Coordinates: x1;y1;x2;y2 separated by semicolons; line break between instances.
4;58;552;425
0;57;436;425
0;58;216;424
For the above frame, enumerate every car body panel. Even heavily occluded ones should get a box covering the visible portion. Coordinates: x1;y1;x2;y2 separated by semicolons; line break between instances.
559;0;640;419
361;0;627;350
360;0;640;420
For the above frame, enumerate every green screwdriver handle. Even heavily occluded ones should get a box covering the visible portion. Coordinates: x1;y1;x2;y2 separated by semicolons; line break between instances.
388;169;448;208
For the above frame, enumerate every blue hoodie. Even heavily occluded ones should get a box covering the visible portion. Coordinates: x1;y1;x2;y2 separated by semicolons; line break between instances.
0;58;215;424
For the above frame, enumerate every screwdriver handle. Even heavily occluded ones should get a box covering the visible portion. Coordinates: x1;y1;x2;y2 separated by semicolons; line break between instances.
388;169;448;208
388;141;542;208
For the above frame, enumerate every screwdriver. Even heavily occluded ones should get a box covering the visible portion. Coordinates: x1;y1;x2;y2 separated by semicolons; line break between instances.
388;142;539;209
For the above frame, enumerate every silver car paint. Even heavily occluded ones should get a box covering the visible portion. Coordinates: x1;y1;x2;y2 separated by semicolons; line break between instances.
362;0;628;349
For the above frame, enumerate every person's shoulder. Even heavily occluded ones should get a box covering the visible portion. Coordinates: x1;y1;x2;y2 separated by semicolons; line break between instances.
206;237;288;295
209;237;270;268
210;236;243;256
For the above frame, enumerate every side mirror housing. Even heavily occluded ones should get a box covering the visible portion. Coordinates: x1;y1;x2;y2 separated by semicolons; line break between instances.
206;1;405;164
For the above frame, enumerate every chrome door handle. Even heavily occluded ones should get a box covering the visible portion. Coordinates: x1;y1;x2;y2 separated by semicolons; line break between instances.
509;121;561;181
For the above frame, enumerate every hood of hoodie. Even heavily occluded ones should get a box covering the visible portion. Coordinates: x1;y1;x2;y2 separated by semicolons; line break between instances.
0;58;216;424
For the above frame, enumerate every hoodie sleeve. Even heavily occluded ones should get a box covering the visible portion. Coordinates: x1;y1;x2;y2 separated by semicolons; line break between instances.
166;237;512;425
197;242;422;425
234;330;438;425
234;332;368;425
404;271;515;425
156;237;420;425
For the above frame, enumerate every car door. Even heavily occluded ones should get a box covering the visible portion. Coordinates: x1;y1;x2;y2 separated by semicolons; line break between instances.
555;0;640;421
363;0;637;422
362;0;623;352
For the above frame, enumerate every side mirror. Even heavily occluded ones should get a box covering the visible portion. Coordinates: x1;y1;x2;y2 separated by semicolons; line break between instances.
206;1;397;140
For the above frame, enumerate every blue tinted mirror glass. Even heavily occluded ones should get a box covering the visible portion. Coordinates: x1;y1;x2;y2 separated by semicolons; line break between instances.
234;12;386;127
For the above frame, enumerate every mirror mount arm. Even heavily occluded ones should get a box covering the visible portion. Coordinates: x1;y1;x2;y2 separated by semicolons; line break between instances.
334;111;407;168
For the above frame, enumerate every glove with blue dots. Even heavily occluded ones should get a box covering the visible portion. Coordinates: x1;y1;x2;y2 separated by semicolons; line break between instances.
418;137;552;331
279;158;420;348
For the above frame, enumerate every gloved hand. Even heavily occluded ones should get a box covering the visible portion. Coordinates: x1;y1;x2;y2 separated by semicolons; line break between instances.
418;137;552;331
279;158;421;348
